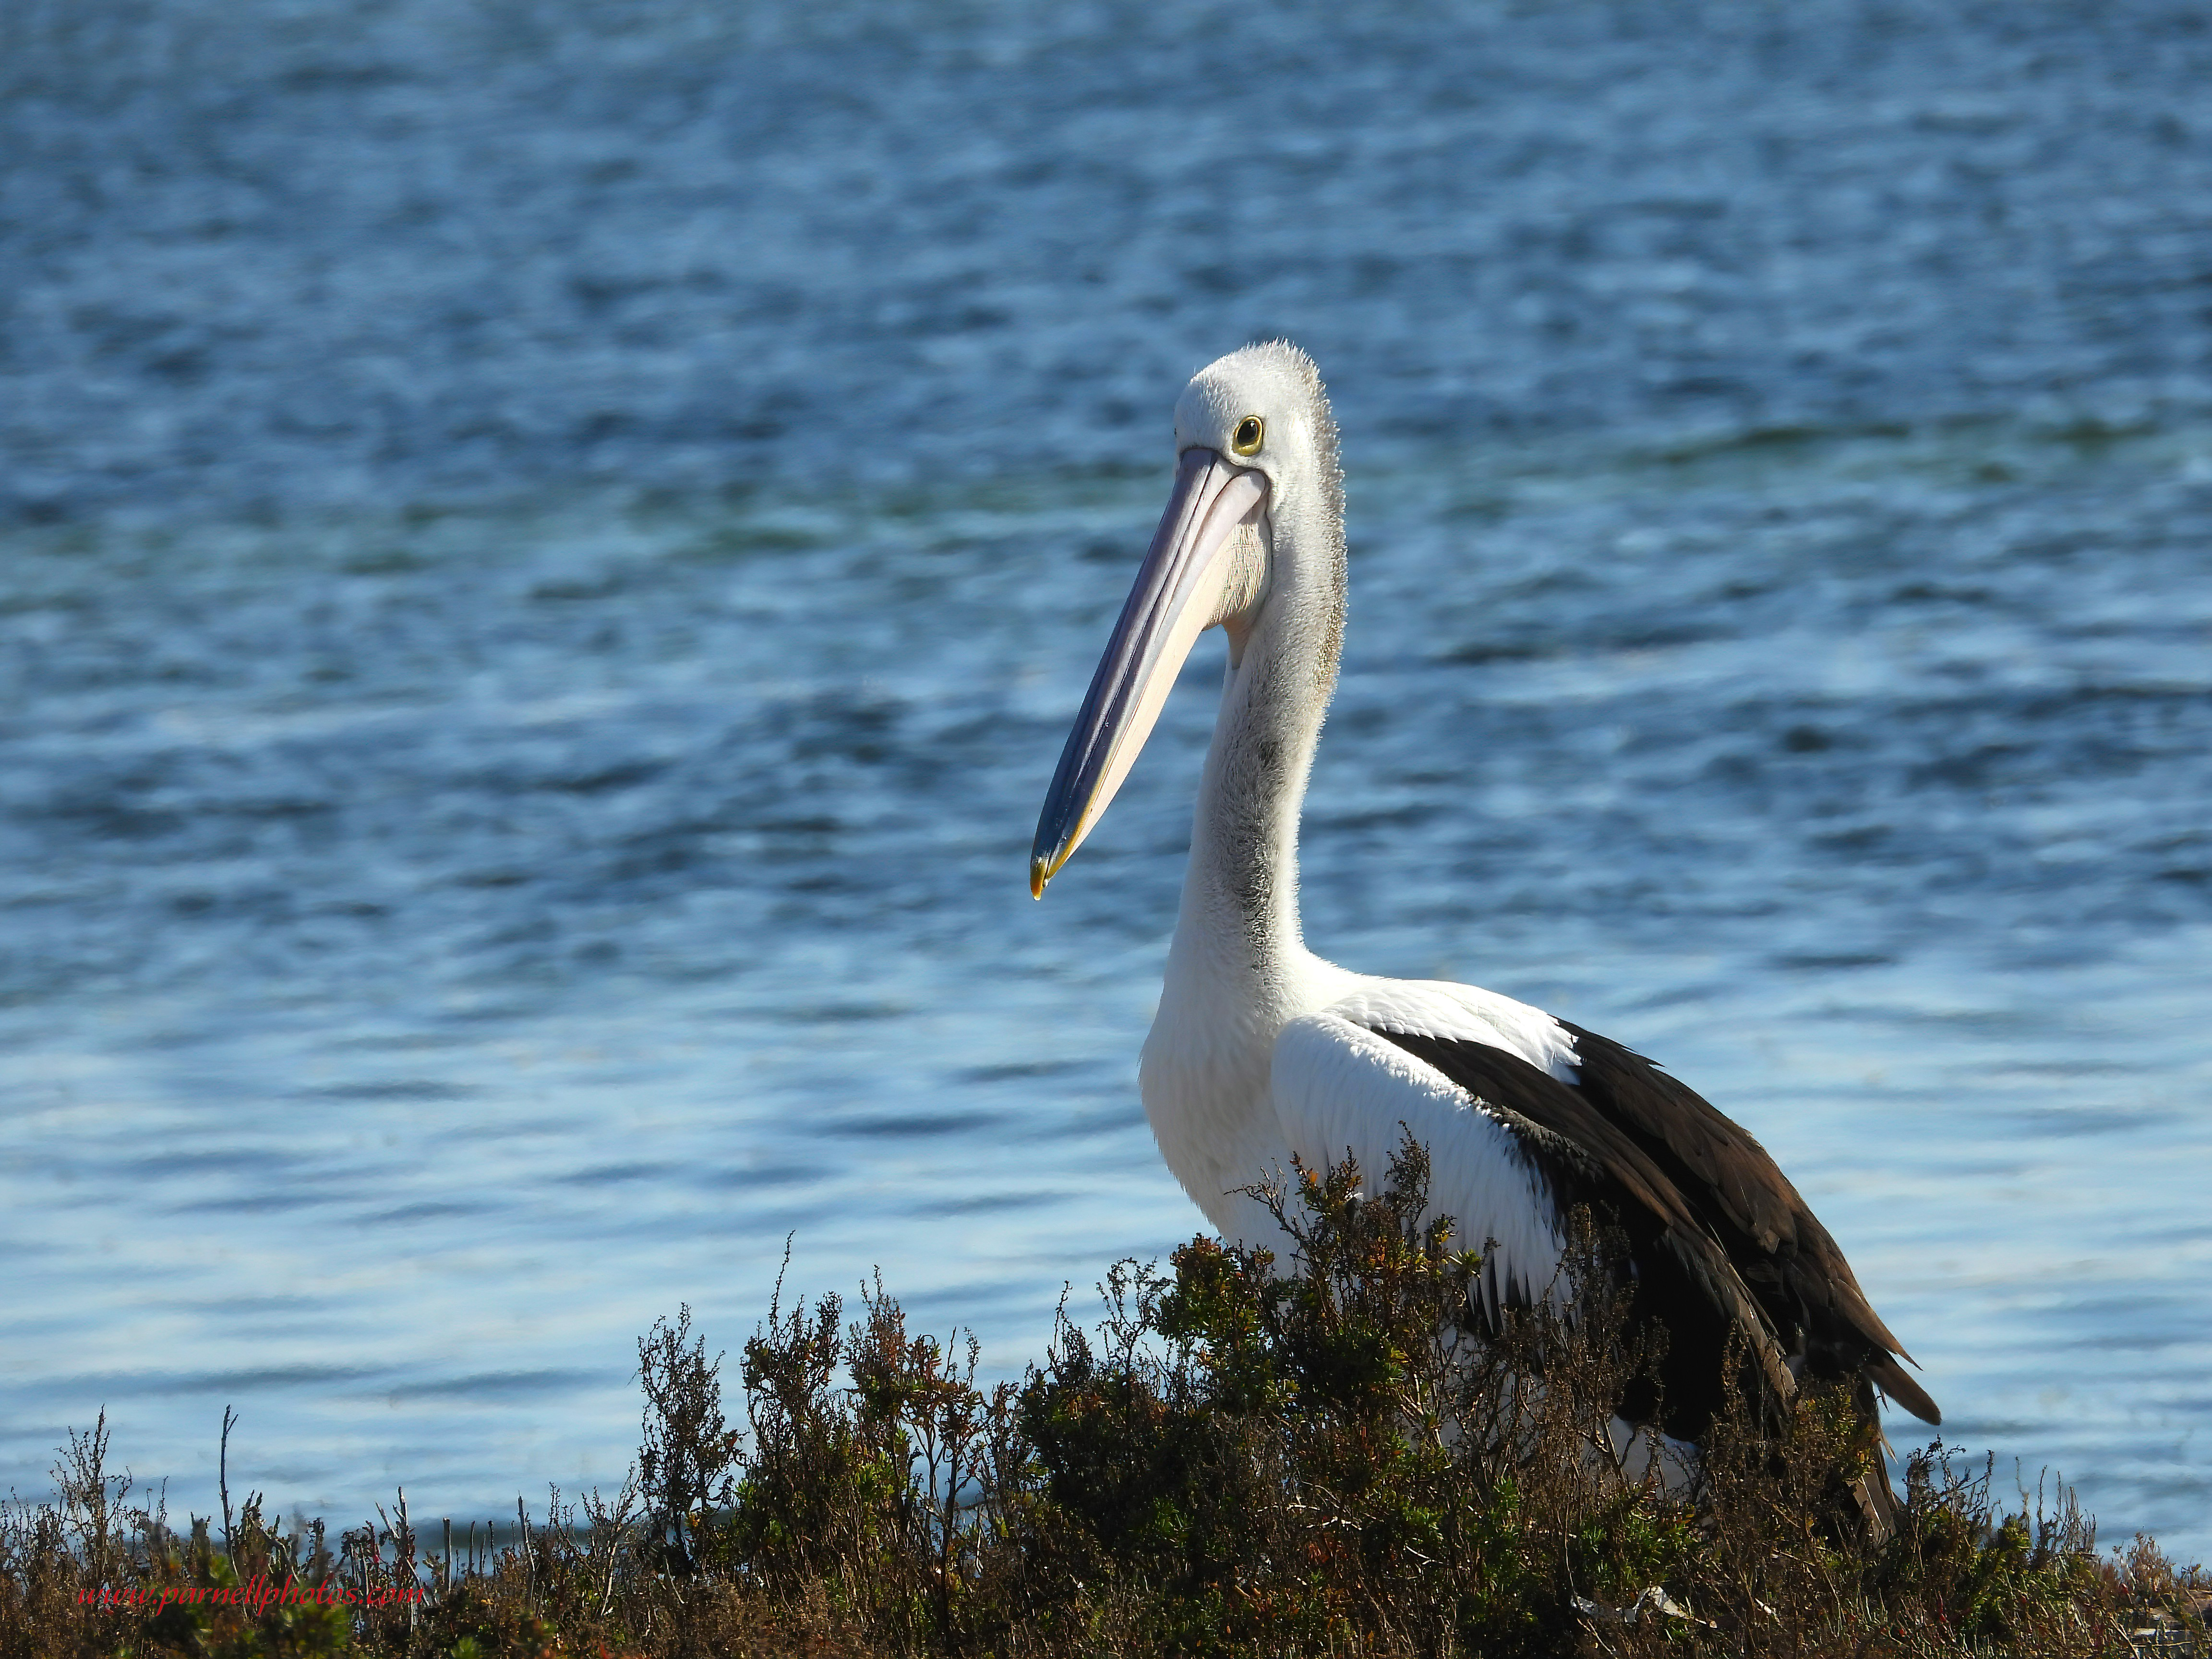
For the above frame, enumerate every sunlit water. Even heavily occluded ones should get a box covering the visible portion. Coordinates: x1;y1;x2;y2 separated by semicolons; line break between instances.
3;0;2209;1555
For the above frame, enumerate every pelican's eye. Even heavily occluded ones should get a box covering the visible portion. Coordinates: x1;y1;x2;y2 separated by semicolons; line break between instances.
1231;415;1264;457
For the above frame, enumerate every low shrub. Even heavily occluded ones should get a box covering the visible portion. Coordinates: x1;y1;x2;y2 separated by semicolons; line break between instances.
2;1141;2202;1657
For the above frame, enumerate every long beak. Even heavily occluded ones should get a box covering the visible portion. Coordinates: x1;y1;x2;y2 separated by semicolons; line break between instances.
1031;447;1268;897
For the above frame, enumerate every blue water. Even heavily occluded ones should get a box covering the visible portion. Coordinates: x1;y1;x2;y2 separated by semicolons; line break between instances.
3;0;2210;1553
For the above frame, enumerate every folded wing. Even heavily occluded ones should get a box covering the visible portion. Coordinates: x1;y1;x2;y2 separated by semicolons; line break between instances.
1267;994;1938;1433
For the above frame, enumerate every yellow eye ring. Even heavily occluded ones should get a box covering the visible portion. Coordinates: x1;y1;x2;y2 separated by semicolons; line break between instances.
1231;415;1264;457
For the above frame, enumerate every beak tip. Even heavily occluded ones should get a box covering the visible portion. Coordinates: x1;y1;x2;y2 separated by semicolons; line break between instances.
1028;859;1048;900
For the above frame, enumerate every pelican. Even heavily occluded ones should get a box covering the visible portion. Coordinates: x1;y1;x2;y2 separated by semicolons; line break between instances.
1029;341;1937;1475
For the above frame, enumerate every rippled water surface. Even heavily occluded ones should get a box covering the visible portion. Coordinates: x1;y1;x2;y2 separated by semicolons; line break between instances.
3;0;2210;1552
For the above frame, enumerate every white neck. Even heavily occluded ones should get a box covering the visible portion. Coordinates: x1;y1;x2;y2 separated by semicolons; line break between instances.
1165;624;1319;997
1144;523;1346;1240
1158;476;1347;1034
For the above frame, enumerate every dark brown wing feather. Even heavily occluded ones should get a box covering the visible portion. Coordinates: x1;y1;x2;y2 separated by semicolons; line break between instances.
1557;1022;1938;1426
1364;1022;1939;1430
1370;1029;1788;1432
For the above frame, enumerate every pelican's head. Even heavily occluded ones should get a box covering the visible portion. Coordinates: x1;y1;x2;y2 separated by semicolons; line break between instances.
1030;342;1343;897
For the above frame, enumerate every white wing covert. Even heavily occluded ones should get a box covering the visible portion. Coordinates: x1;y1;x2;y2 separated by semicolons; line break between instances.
1327;978;1582;1083
1269;1011;1566;1326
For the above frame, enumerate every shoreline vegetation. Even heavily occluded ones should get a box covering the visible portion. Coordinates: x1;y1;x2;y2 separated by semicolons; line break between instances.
5;1146;2204;1659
